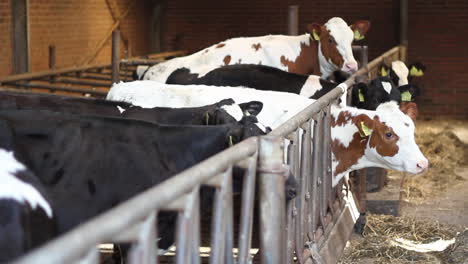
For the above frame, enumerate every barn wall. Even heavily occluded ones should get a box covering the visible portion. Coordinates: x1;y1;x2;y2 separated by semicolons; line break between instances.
0;0;13;77
0;0;151;77
160;0;400;60
408;1;468;118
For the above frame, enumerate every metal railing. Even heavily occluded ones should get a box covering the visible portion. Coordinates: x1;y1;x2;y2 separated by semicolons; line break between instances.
10;45;405;264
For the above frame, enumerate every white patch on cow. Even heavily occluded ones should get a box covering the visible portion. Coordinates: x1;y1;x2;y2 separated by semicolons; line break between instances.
254;122;268;133
136;65;150;80
332;121;358;148
107;81;314;130
391;60;409;86
117;106;126;114
0;149;53;217
221;104;243;121
299;75;322;97
321;17;357;78
382;81;392;94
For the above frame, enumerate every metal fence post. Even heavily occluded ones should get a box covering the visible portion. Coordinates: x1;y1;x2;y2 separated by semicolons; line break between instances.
288;5;299;35
258;136;286;264
111;30;120;84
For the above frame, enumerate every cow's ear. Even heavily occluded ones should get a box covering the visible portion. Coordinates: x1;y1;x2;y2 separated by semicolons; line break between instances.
238;101;263;116
355;82;368;103
355;115;374;138
400;102;419;122
409;63;425;77
307;23;322;41
350;20;370;41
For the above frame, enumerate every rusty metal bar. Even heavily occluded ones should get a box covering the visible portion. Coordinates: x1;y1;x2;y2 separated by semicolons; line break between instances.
53;77;111;87
258;136;286;264
237;152;258;264
111;30;120;84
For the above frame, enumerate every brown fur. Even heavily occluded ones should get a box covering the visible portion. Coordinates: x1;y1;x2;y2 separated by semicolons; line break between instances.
216;43;225;48
318;27;344;69
223;55;231;65
280;41;321;75
252;43;262;51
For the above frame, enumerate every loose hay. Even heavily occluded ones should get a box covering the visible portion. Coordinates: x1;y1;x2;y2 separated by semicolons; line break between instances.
339;214;460;264
400;122;468;202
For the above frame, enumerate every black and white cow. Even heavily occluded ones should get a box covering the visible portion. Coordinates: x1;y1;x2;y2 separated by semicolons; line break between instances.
165;64;401;110
0;109;267;257
0;146;55;262
0;91;267;129
378;60;426;102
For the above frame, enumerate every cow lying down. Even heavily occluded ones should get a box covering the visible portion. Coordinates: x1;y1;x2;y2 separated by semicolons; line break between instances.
0;109;268;260
166;64;401;110
108;81;429;186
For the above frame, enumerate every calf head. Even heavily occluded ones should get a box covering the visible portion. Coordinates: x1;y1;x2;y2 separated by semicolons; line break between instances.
351;76;401;110
331;102;428;186
308;17;370;78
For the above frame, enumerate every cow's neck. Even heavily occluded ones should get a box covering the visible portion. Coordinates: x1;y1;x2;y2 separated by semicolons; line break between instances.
317;42;339;80
330;105;376;186
285;35;321;76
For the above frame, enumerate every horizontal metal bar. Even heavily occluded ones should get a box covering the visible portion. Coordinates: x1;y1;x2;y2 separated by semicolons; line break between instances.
54;77;111;87
3;82;108;96
12;136;258;264
164;194;188;210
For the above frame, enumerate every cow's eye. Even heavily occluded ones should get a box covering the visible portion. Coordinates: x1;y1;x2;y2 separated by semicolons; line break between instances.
385;132;393;139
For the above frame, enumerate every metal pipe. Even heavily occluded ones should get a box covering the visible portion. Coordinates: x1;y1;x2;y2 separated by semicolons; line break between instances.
5;82;107;96
237;153;258;264
287;5;299;36
54;77;111;87
400;0;408;47
258;136;286;264
111;30;120;84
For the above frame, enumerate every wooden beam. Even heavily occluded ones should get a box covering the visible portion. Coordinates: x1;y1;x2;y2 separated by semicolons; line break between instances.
81;1;136;65
6;82;108;96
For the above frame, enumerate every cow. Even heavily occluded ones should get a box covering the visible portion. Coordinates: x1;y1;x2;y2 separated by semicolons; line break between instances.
0;147;55;262
0;109;268;258
378;60;426;102
165;64;401;110
0;91;267;130
107;81;429;186
137;17;370;81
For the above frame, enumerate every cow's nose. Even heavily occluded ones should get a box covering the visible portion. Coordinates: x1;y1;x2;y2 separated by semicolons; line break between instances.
416;159;429;170
344;62;358;72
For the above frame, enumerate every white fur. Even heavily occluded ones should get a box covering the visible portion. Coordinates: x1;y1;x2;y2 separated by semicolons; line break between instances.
299;75;322;97
221;104;243;121
392;60;409;86
142;17;357;81
382;81;392;94
117;106;126;114
108;81;427;187
0;149;53;217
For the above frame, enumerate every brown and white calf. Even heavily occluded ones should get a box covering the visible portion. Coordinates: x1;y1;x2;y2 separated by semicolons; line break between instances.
108;82;428;187
138;17;370;81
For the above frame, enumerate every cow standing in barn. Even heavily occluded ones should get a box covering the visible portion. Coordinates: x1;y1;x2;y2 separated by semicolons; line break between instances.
137;17;370;81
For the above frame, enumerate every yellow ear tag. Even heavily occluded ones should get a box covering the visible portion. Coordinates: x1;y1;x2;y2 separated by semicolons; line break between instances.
204;112;210;125
312;30;320;41
401;91;412;102
354;30;365;40
358;89;365;102
410;66;424;77
381;67;388;77
229;136;234;146
360;121;372;137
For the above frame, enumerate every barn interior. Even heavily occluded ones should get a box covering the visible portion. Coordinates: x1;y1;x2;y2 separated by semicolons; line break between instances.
0;0;467;264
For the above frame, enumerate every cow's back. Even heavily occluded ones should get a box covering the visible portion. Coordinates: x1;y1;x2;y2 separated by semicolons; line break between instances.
143;34;311;82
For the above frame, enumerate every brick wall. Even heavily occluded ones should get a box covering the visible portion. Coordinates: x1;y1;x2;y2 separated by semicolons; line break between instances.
408;0;468;118
0;0;151;76
0;0;12;77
